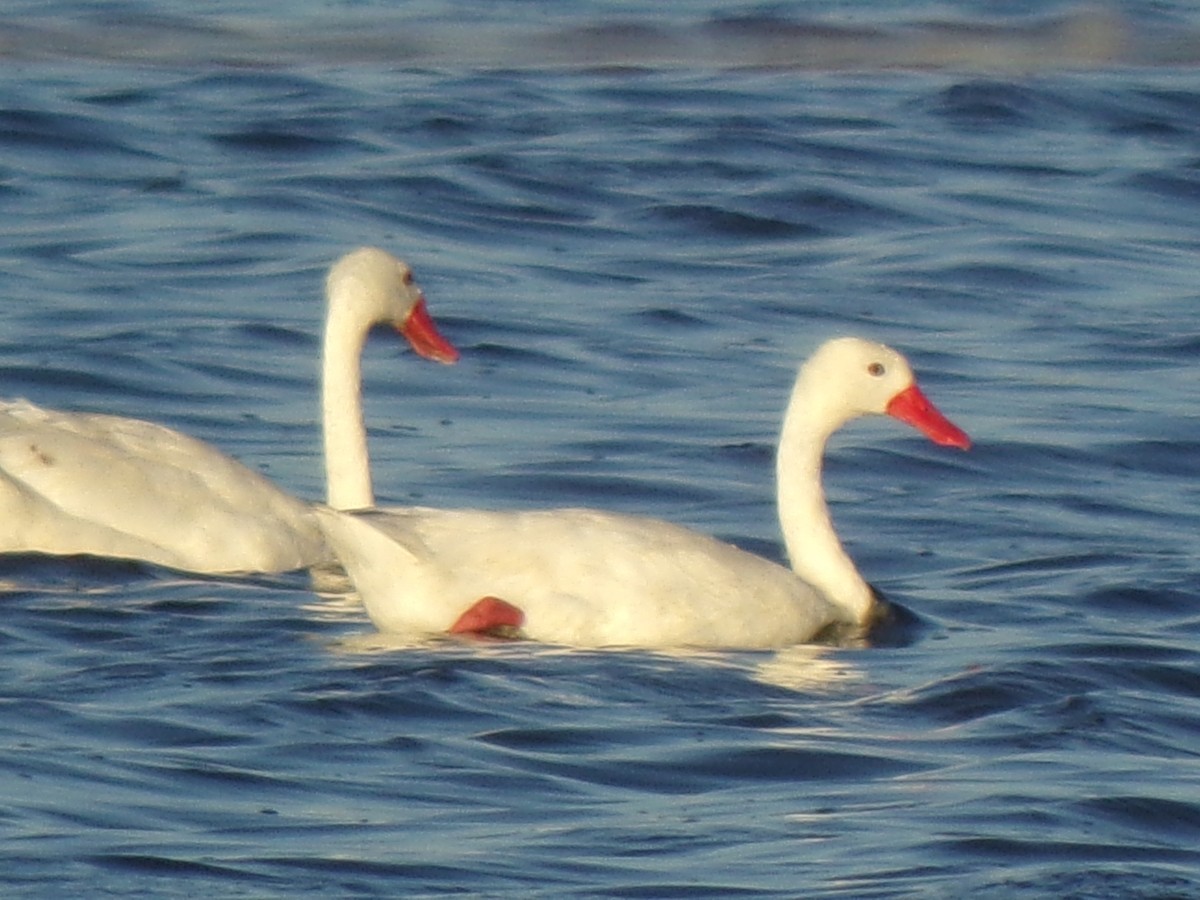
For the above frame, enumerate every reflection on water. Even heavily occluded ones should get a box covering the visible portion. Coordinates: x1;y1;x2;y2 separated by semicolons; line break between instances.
751;644;864;692
328;624;863;694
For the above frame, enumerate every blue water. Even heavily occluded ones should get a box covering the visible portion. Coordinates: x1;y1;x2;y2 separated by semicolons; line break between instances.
2;2;1199;896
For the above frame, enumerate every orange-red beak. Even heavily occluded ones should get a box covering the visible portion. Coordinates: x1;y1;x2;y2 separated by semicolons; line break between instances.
399;297;460;364
885;384;971;450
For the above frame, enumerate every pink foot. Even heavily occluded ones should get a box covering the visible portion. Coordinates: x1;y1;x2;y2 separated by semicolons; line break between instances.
449;596;525;636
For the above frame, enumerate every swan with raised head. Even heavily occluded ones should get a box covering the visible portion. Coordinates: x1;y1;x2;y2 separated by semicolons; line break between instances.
314;337;970;650
0;247;458;575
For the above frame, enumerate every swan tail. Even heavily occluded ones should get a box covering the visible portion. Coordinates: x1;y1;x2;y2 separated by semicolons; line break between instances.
310;505;427;588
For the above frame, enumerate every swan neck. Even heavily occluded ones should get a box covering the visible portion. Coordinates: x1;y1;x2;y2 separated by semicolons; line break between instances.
322;302;373;510
776;386;874;623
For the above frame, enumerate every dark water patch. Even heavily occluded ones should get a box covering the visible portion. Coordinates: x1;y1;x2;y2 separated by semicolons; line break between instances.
926;260;1085;293
233;321;314;349
963;866;1199;900
753;186;928;234
714;440;773;467
312;169;599;241
834;443;976;482
611;153;769;188
1083;582;1198;619
601;886;772;899
680;743;926;782
937;834;1200;866
671;114;874;161
78;85;165;108
709;710;797;730
630;306;713;329
210;125;356;157
462;150;620;208
1107;659;1200;699
951;551;1142;593
180;70;340;108
869;643;1200;761
280;681;486;724
959;439;1100;480
1089;329;1200;363
81;714;245;751
1054;629;1199;660
0;551;154;588
1126;162;1200;202
87;853;270;884
266;856;517;894
522;261;653;288
1101;86;1200;141
498;741;926;795
874;661;1090;729
0;107;154;159
478;724;631;755
637;203;822;240
278;653;540;727
1103;438;1200;479
930;80;1075;131
1078;795;1200;841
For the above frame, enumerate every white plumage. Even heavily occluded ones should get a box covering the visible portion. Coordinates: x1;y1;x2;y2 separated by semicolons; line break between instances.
0;247;457;574
316;337;970;649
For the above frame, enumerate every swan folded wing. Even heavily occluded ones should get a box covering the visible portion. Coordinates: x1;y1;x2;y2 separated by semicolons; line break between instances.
477;508;843;648
325;505;844;650
0;404;327;573
0;470;187;566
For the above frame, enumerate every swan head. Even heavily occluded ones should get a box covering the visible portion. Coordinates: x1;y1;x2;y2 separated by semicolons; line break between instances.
799;337;970;449
325;247;459;364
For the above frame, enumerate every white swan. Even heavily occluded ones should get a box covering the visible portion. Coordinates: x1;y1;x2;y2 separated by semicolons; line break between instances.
0;247;457;575
314;337;970;650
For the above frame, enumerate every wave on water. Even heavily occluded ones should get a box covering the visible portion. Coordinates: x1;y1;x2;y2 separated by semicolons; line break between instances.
2;6;1198;72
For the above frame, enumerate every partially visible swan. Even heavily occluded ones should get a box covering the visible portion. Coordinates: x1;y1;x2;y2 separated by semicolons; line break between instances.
314;337;970;650
0;247;457;574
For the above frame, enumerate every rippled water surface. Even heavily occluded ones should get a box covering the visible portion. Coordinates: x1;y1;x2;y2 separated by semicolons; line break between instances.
1;2;1199;897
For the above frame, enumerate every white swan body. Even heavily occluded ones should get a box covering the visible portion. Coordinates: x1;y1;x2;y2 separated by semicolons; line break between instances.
0;247;457;575
315;505;842;648
0;401;329;573
315;337;970;650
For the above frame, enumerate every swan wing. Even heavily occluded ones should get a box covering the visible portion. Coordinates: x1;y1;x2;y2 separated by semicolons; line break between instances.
0;401;327;573
322;505;841;649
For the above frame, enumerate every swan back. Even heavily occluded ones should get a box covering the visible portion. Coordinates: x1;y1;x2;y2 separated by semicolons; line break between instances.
0;400;329;572
315;505;841;649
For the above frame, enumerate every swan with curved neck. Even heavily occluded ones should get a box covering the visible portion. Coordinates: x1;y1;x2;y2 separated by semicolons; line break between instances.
0;247;457;575
321;247;458;511
314;337;970;649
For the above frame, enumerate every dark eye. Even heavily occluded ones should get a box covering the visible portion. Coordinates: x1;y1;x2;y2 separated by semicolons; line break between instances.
868;362;885;377
401;270;414;286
